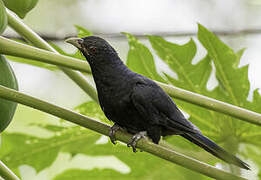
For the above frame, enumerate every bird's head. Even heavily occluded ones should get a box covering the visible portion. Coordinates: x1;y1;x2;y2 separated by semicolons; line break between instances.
65;36;118;65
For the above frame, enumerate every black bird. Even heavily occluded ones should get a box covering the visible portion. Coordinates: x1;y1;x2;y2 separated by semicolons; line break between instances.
66;36;250;170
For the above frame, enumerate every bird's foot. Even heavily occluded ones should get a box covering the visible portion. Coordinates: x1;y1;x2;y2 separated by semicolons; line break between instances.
127;131;147;152
109;124;121;145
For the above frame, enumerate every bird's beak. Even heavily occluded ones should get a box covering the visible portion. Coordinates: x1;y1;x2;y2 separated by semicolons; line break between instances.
65;37;84;49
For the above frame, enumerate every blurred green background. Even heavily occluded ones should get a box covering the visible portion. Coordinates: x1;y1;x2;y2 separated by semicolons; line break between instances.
2;0;261;179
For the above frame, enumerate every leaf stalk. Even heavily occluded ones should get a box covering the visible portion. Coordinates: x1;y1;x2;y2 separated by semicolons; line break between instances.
0;160;20;180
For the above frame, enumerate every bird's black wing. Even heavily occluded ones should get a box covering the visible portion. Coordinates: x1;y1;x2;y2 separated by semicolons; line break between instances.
130;80;199;134
131;80;250;170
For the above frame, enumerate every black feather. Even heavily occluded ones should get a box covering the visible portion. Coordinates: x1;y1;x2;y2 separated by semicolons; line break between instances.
182;133;250;170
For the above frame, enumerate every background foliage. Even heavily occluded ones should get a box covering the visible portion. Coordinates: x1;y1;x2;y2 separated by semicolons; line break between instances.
0;1;260;179
0;24;260;179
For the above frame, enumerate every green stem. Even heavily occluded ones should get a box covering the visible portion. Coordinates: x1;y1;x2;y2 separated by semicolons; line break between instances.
0;160;20;180
1;36;260;127
6;10;98;102
157;81;261;126
0;85;246;180
0;36;90;73
7;10;54;52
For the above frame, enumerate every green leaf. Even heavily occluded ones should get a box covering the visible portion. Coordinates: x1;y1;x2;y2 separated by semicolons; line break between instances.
147;25;261;176
197;25;261;148
0;128;209;180
74;25;93;38
0;127;209;180
0;55;18;132
198;24;250;106
123;33;165;82
148;36;218;138
2;25;260;179
148;36;211;91
3;0;38;19
74;101;111;124
53;162;209;180
0;0;7;34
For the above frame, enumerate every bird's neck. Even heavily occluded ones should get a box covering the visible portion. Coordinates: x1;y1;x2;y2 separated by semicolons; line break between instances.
89;57;131;87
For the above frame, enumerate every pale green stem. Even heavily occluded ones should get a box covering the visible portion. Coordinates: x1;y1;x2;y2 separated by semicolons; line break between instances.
157;81;261;126
6;10;98;102
0;161;20;180
0;36;90;73
0;36;260;127
0;85;246;180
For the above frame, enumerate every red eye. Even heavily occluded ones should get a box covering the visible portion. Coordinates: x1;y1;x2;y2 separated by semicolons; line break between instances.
89;46;96;53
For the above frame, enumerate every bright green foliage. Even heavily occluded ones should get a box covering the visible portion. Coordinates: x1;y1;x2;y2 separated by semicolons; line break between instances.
125;24;261;176
197;25;261;150
198;24;250;105
124;32;165;83
3;0;38;19
0;55;18;132
75;101;111;124
148;24;261;172
0;0;7;34
0;24;260;179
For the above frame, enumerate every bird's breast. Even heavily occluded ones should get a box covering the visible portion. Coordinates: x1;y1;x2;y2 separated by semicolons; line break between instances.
97;86;146;132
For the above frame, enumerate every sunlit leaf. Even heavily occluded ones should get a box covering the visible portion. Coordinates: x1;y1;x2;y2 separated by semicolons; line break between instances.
148;24;261;176
123;32;165;83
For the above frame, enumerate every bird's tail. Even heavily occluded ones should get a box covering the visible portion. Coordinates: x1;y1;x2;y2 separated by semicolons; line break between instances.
181;133;250;170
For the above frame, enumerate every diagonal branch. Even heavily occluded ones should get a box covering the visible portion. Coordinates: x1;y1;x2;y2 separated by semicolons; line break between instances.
0;85;246;180
0;160;20;180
